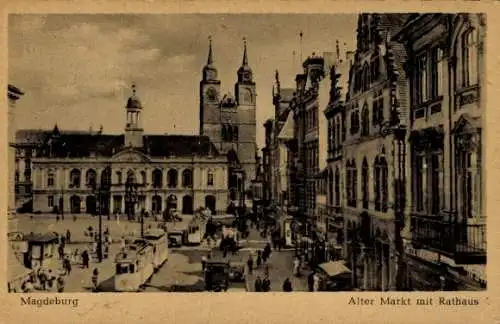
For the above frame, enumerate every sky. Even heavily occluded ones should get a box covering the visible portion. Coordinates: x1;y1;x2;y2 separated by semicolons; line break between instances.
9;14;357;149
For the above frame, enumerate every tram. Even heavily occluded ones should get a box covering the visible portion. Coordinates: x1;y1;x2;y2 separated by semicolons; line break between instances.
142;230;169;271
114;240;155;292
186;216;206;245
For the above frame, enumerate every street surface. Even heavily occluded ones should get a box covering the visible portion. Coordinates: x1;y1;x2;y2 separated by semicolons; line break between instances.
13;214;308;292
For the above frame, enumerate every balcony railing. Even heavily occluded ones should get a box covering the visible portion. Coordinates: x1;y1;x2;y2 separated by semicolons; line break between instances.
411;214;486;264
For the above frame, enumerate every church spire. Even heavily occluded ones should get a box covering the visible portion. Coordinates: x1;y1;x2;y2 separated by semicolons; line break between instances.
237;37;253;83
207;35;214;66
242;37;248;66
202;35;218;81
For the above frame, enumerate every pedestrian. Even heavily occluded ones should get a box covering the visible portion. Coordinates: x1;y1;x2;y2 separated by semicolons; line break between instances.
58;244;65;260
57;276;65;293
308;272;315;292
66;229;71;243
282;278;293;292
246;255;254;275
38;269;47;290
63;256;72;275
313;272;320;292
120;236;126;250
293;256;301;277
264;243;271;261
73;248;80;265
201;255;207;272
254;275;262;292
47;270;55;290
92;241;98;255
82;250;90;268
22;279;34;293
263;264;270;278
91;268;99;292
262;275;271;292
256;250;262;268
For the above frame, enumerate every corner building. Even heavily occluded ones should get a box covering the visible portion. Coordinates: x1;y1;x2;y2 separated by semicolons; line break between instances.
199;38;257;201
394;13;486;290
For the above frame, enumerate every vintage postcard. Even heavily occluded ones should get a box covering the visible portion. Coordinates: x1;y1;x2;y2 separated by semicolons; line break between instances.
2;1;498;323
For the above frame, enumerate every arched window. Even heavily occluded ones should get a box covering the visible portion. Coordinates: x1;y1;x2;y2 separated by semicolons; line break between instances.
126;170;136;185
69;169;81;188
328;168;334;205
346;160;357;207
167;169;178;188
362;158;369;209
350;110;360;135
85;169;97;188
182;169;193;188
116;171;122;185
101;167;112;188
233;126;239;141
461;28;478;87
335;167;340;206
227;125;233;142
221;125;227;141
374;156;389;212
361;104;370;136
47;170;55;187
140;171;147;185
207;170;214;187
152;169;163;188
363;63;370;91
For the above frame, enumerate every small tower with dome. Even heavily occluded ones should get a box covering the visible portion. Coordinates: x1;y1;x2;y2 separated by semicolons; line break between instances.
125;82;144;148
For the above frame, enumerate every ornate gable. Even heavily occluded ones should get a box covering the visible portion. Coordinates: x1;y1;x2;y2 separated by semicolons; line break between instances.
452;114;481;134
111;148;151;163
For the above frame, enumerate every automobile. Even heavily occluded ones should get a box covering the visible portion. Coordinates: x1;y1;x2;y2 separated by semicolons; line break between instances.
205;260;230;292
228;261;245;282
167;230;184;247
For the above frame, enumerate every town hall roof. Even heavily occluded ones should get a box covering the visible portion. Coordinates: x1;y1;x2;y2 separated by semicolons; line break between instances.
17;128;220;158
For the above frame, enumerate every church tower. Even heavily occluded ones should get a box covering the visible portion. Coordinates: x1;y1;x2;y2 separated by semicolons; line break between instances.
199;37;257;191
124;83;144;148
234;38;257;187
199;36;222;139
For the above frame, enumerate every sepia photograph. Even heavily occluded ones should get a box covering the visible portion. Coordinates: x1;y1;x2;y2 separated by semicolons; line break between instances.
7;12;486;296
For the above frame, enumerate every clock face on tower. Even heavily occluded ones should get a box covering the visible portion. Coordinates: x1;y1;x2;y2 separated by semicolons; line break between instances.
206;87;217;101
242;88;252;104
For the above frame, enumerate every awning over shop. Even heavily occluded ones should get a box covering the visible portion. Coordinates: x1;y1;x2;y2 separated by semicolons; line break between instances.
318;261;352;278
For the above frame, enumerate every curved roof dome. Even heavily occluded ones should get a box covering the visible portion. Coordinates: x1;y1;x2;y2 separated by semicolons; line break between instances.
126;95;142;109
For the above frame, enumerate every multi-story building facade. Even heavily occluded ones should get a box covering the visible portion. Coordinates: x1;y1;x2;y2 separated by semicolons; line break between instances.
342;14;411;291
262;119;274;203
324;44;354;260
288;53;332;226
8;84;24;231
30;85;230;216
199;37;257;202
394;13;486;290
266;71;296;208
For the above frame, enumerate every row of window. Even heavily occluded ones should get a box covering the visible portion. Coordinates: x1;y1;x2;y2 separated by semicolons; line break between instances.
306;107;318;131
353;55;381;93
327;116;345;153
413;29;478;108
221;125;239;142
46;168;217;189
305;143;319;175
345;156;388;212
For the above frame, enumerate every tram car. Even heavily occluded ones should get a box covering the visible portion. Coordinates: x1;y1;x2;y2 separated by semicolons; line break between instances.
114;240;155;292
142;230;169;271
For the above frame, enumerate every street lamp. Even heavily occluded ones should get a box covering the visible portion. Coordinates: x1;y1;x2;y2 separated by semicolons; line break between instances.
90;181;106;263
125;179;142;237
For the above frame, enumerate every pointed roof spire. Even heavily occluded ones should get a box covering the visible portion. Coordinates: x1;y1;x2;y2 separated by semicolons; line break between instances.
207;35;214;66
242;37;248;66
